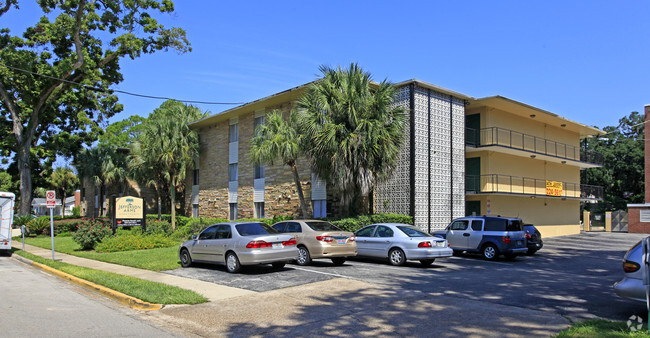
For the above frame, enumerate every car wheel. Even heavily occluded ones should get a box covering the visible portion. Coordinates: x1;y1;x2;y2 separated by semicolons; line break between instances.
180;249;192;267
388;248;406;266
297;246;312;266
271;262;285;269
482;244;499;260
526;249;537;256
331;257;346;265
225;252;241;273
420;259;435;266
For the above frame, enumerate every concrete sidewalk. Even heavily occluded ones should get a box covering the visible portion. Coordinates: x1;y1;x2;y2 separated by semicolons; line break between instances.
12;243;255;302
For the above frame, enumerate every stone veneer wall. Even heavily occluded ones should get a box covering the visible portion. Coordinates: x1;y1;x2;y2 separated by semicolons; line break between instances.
190;102;315;219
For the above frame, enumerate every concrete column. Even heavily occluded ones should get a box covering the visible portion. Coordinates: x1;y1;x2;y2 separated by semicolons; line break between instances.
605;211;612;232
583;210;591;232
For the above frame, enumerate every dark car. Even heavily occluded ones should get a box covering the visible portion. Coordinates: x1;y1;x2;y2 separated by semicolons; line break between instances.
432;216;527;260
523;224;543;255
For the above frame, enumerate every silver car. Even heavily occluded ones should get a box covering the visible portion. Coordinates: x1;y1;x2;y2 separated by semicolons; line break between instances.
354;223;453;266
179;222;299;273
614;238;648;302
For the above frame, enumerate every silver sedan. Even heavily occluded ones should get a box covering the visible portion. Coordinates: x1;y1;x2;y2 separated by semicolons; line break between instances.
179;222;299;273
354;223;453;266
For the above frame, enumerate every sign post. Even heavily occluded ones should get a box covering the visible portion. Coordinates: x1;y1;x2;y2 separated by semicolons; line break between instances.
46;190;56;260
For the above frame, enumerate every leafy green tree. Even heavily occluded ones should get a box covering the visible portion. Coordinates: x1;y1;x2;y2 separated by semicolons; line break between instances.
131;101;206;230
99;116;147;148
296;64;407;215
0;171;16;192
581;111;645;211
49;167;78;216
250;110;309;218
0;0;190;215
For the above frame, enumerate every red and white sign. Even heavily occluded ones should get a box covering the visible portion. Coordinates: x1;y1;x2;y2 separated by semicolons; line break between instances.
46;190;56;209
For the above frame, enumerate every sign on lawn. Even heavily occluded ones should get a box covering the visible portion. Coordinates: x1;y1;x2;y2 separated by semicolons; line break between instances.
113;196;145;230
46;190;56;209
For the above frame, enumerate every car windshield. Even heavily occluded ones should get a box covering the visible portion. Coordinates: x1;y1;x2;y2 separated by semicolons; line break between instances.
507;219;524;231
235;223;277;236
305;221;341;231
397;226;431;237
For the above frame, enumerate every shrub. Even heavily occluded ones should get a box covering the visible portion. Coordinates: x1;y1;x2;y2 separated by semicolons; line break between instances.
72;218;112;250
27;216;50;236
12;215;32;229
144;219;172;235
72;206;80;217
57;231;72;237
46;219;83;236
146;214;192;228
95;233;178;252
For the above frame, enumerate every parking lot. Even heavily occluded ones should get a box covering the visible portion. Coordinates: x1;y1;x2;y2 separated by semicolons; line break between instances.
165;231;649;322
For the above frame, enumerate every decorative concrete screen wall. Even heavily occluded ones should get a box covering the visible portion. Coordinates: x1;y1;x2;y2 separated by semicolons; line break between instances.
375;83;466;232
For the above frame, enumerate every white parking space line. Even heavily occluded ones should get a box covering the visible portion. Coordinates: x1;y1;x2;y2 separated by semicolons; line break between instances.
448;256;513;266
291;266;355;279
349;261;433;272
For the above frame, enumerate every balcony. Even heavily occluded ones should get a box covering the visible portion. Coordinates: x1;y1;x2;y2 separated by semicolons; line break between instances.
466;127;603;167
466;174;603;201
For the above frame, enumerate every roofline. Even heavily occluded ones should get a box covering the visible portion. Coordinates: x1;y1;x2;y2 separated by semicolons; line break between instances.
394;79;473;100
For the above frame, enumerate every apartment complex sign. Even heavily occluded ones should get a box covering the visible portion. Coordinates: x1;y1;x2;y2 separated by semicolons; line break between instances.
546;181;563;197
114;196;145;228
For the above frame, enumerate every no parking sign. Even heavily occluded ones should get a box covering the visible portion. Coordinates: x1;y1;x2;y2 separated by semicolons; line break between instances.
46;190;56;209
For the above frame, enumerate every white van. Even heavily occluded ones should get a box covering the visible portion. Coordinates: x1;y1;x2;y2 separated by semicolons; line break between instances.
0;192;15;255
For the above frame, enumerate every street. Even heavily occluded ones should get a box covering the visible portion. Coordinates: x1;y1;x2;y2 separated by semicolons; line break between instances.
0;257;176;337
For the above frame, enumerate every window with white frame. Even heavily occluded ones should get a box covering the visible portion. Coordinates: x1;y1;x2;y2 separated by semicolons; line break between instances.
254;202;264;218
229;164;238;182
254;164;265;179
254;115;265;136
229;123;238;143
229;203;238;220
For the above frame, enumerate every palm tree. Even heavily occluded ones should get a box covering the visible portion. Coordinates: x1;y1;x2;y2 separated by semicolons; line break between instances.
250;110;309;218
49;167;79;217
131;101;206;230
74;145;109;217
296;63;407;215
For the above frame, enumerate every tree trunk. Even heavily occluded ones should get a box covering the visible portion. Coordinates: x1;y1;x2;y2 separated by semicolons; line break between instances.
61;192;66;217
17;145;32;216
156;187;162;220
170;177;176;231
289;162;309;218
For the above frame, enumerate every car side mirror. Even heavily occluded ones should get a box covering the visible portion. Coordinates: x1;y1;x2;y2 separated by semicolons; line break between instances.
192;235;198;240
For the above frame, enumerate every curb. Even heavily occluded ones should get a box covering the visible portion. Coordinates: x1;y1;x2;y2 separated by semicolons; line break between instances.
12;254;163;311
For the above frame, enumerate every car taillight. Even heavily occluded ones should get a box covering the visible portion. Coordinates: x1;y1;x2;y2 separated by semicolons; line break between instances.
316;236;333;242
502;236;511;244
525;233;532;239
418;241;432;248
349;236;356;242
283;238;297;246
246;240;272;248
623;260;641;273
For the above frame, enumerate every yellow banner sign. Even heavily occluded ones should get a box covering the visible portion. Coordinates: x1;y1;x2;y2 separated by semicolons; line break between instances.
115;196;144;219
546;181;563;197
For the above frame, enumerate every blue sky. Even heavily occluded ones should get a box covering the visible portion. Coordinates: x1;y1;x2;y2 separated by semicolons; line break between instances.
4;1;650;130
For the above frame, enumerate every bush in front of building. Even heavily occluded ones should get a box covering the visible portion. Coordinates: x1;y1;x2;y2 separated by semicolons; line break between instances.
26;216;50;236
331;213;413;232
146;214;192;229
72;218;112;250
143;219;173;235
95;233;177;252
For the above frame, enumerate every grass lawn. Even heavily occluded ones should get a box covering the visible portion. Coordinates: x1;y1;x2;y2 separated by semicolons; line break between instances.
556;319;650;337
14;250;206;304
21;236;180;271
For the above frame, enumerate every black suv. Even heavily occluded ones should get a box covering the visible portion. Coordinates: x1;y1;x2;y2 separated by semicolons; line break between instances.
523;224;543;255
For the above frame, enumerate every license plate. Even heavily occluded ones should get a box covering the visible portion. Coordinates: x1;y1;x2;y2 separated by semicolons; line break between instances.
435;241;445;247
272;243;284;249
337;239;346;244
517;240;523;246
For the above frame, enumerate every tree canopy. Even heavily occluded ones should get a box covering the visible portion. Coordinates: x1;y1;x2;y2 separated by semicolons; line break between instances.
0;0;190;215
581;111;645;211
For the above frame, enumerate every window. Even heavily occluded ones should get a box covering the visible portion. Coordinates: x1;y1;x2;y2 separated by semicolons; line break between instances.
254;202;264;218
285;222;302;232
471;220;482;231
215;224;232;239
193;169;199;185
272;222;286;232
235;222;275;236
397;226;429;237
313;200;327;218
374;226;394;238
355;226;376;237
450;220;469;231
254;164;265;179
229;124;238;143
229;164;238;182
229;203;237;220
254;116;265;136
192;204;199;218
305;221;340;231
199;226;217;240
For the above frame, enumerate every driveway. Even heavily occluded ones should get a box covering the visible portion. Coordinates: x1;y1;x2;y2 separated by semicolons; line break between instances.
164;232;647;322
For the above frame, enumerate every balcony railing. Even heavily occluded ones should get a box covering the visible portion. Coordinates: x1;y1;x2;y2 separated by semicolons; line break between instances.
465;174;603;201
466;127;603;166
